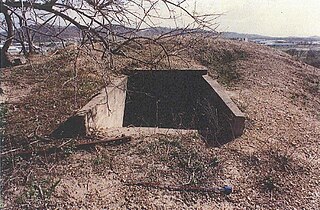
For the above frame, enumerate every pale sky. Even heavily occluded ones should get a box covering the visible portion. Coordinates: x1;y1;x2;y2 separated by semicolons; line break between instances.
1;0;319;37
194;0;320;37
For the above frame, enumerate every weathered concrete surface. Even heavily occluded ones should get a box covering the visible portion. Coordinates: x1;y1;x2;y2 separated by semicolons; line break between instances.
202;75;245;138
52;76;127;137
79;76;127;132
101;127;198;138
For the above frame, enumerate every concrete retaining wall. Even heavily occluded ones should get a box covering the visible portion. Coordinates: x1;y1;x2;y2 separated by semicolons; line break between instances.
51;76;127;137
80;76;127;133
202;75;245;138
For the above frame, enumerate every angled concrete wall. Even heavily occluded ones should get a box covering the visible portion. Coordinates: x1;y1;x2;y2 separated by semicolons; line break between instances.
202;75;245;139
80;76;127;133
52;76;127;137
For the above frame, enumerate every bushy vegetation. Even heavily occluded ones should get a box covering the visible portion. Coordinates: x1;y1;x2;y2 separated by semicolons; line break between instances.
190;39;248;86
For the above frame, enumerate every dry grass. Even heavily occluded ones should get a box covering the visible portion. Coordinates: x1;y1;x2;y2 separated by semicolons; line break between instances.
2;47;105;148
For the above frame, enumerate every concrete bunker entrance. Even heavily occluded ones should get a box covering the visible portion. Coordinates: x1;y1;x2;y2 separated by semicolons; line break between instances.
52;69;245;145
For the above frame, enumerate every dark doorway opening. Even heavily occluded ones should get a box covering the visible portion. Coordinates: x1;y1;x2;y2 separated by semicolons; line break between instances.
124;70;207;130
123;70;244;146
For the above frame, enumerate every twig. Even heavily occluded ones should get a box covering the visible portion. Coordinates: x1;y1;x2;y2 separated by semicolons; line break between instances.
76;136;131;147
35;184;44;199
0;136;132;158
124;181;233;195
0;148;21;156
57;139;73;148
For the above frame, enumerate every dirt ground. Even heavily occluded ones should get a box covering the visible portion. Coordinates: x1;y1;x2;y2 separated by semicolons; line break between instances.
1;38;320;209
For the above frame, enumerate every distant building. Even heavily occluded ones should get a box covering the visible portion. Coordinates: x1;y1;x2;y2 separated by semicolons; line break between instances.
251;39;295;47
0;43;43;54
312;41;320;45
230;37;248;42
7;46;20;54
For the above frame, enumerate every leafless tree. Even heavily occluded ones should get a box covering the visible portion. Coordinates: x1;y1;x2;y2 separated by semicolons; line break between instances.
0;0;218;68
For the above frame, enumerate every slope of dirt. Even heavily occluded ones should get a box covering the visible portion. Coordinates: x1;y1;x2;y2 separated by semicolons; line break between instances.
192;39;320;208
1;38;320;209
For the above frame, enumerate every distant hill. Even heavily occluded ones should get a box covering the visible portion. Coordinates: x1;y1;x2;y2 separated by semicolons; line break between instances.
0;25;81;43
220;32;269;40
309;35;320;39
220;31;320;42
1;24;319;44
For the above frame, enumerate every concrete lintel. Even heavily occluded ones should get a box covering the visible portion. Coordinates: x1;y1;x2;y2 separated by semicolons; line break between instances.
202;75;245;137
126;68;208;75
